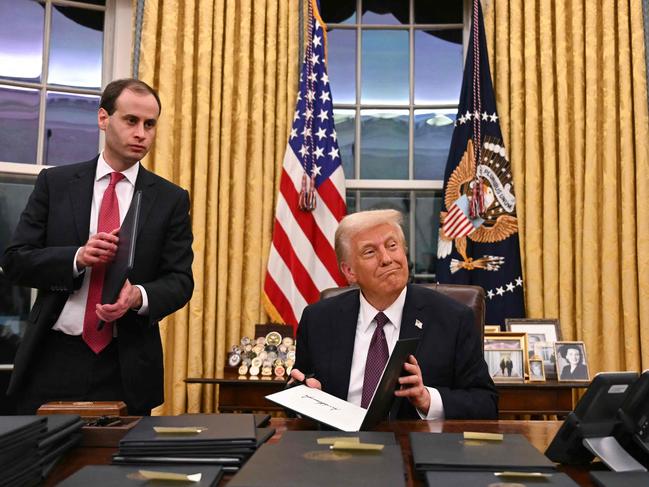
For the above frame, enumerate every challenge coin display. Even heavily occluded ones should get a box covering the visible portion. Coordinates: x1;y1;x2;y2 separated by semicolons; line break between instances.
227;331;294;379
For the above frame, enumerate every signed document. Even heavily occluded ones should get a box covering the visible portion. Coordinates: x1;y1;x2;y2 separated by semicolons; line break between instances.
267;385;367;432
266;337;420;431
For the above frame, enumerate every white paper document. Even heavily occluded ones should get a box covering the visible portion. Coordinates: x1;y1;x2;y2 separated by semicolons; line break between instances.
266;385;367;432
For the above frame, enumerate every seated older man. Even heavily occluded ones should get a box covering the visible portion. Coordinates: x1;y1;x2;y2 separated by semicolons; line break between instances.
290;209;498;420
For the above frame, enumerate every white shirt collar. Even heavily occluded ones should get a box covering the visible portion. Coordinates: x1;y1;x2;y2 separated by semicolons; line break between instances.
358;285;408;333
96;153;139;186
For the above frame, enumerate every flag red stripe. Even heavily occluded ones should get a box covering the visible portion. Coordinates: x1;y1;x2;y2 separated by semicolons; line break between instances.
263;274;298;327
271;218;321;304
279;173;342;283
317;178;346;224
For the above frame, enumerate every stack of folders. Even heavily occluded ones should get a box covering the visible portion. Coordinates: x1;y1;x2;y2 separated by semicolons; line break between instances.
57;465;225;486
409;432;580;487
0;416;47;487
112;414;274;473
228;430;406;487
39;414;85;479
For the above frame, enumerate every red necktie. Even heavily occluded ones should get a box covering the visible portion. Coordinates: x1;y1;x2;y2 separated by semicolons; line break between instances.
82;172;125;354
361;312;390;408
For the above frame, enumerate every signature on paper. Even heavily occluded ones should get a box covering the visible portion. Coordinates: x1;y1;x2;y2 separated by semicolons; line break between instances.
301;394;341;412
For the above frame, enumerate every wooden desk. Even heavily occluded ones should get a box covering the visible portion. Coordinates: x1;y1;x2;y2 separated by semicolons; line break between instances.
46;418;600;486
186;372;587;417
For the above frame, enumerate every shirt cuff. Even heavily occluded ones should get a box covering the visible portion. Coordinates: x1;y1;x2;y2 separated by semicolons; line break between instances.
72;247;83;277
134;285;149;315
417;387;445;420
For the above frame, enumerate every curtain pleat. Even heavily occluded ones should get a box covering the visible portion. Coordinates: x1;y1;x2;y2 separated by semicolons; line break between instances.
138;0;299;414
485;0;649;373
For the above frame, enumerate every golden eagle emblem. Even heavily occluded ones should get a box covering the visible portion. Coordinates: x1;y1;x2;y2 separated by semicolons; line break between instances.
438;136;518;273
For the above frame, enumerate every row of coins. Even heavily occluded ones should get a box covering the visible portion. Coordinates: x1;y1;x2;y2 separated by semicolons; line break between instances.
227;332;296;378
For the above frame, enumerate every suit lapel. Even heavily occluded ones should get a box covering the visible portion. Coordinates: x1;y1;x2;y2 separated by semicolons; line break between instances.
399;284;425;341
69;158;97;244
133;165;158;239
328;290;360;399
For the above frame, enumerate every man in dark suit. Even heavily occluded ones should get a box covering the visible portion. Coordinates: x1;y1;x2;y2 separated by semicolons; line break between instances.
291;209;497;419
2;79;194;415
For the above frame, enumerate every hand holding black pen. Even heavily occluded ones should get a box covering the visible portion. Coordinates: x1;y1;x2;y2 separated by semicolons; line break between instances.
287;368;322;390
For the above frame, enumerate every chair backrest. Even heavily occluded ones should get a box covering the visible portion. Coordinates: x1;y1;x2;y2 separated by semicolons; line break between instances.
319;283;485;341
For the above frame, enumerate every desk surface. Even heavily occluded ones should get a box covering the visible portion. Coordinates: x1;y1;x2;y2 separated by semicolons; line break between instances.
47;418;602;487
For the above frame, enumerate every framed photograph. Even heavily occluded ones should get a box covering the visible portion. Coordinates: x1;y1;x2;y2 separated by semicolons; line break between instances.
533;341;558;380
484;349;525;383
484;325;502;333
554;341;590;382
528;359;546;382
506;319;561;378
484;332;527;351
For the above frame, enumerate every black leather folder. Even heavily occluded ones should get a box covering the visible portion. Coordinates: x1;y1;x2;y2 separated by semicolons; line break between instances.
278;429;398;445
39;414;84;451
590;471;649;487
228;430;406;487
57;465;224;487
100;190;142;306
119;414;257;448
425;471;579;487
410;432;556;472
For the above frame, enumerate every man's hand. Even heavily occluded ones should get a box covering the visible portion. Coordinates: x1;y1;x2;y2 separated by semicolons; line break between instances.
394;355;430;415
288;368;322;389
95;279;142;322
77;228;119;269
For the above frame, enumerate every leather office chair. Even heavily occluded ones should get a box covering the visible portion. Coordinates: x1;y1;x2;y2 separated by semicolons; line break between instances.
319;283;486;342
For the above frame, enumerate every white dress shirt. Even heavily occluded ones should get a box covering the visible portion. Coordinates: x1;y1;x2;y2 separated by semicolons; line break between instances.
53;154;149;335
346;286;445;420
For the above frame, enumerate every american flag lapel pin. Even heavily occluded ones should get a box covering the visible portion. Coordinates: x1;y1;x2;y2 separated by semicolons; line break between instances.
415;319;423;330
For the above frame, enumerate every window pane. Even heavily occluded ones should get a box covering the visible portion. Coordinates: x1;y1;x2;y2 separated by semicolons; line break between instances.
361;10;401;26
361;30;408;105
48;6;104;89
414;30;463;104
327;29;356;104
358;189;411;247
414;109;456;180
334;109;355;178
0;85;39;164
345;190;356;213
44;92;100;166
414;192;442;276
360;109;408;179
0;0;44;82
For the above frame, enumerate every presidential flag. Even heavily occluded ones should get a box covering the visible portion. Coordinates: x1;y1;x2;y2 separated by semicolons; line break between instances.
435;1;525;324
263;0;347;331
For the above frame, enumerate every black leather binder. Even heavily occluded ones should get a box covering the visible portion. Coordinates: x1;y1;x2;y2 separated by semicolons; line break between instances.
228;430;405;487
100;190;142;306
119;414;257;448
57;465;224;487
424;470;580;487
410;432;556;472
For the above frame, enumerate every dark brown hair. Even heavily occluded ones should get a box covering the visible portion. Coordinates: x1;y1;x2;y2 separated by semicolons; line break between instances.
99;78;161;115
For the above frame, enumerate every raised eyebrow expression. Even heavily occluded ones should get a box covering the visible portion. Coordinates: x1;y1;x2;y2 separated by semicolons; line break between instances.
359;236;400;257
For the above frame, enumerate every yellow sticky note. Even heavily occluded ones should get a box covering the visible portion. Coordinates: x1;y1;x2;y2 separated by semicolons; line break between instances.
495;471;552;478
138;470;202;482
317;436;360;445
463;431;504;441
330;441;384;451
153;426;205;434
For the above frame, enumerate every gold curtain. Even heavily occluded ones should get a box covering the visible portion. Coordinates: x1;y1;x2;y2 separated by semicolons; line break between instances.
484;0;649;372
138;0;299;414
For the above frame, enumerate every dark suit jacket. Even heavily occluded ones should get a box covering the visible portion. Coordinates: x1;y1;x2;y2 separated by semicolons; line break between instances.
294;284;498;419
560;363;588;381
1;157;194;412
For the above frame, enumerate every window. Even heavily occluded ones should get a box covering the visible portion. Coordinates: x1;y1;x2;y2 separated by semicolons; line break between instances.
0;0;132;373
321;0;467;280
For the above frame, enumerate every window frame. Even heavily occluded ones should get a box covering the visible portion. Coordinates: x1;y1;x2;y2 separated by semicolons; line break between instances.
327;0;471;280
0;0;133;176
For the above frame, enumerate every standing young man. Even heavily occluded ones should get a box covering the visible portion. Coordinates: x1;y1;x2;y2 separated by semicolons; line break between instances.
2;79;194;415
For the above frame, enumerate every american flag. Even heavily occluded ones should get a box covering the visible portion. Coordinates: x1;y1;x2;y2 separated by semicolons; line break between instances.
263;0;347;330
